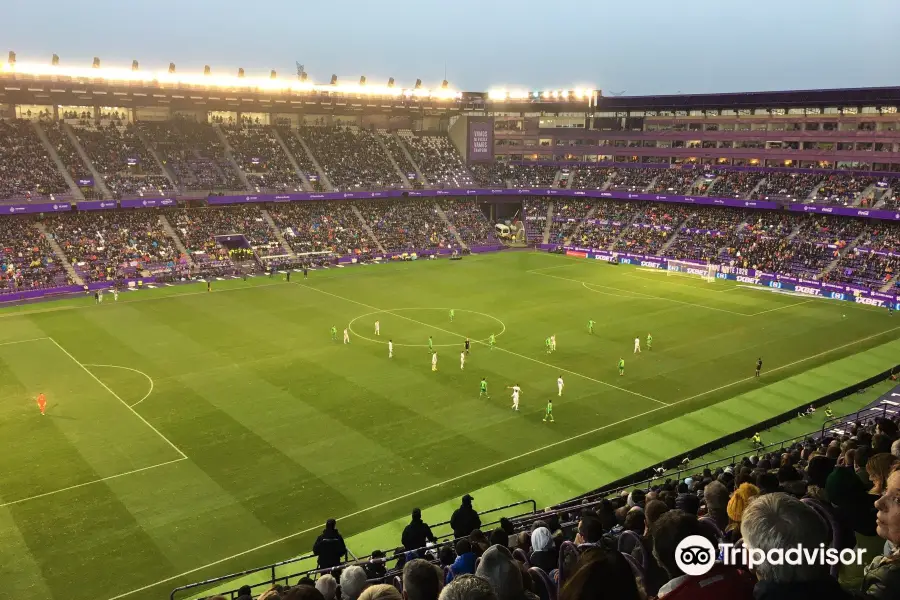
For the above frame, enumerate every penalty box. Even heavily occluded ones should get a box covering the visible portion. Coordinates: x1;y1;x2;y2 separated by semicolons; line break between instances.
0;338;183;507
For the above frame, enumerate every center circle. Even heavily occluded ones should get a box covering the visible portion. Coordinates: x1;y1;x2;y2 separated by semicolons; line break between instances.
348;308;506;348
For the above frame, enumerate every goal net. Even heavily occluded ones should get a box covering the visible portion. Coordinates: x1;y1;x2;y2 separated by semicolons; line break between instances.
666;260;718;283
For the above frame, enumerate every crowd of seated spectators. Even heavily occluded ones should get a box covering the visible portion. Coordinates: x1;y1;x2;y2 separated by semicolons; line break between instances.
522;198;549;244
47;211;179;282
271;412;900;600
139;118;245;192
548;200;594;245
438;200;497;246
508;165;558;188
0;119;70;200
276;126;324;192
650;169;700;194
471;164;510;187
268;202;373;256
356;200;453;252
664;206;747;262
576;201;645;250
811;175;878;207
569;167;614;190
43;121;93;193
825;223;900;291
72;122;173;199
301;126;402;191
401;134;475;189
380;133;422;189
169;206;276;263
606;168;661;193
751;172;823;201
711;171;765;200
613;203;693;255
0;217;68;291
223;123;305;192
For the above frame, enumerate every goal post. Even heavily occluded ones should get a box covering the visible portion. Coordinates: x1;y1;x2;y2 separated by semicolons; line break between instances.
666;259;718;283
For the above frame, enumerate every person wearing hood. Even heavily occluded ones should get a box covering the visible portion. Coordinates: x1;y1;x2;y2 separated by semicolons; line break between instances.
403;508;437;552
450;495;481;540
313;519;348;569
528;527;557;573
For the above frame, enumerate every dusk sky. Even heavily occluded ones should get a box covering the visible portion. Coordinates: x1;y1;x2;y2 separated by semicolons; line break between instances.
5;0;899;95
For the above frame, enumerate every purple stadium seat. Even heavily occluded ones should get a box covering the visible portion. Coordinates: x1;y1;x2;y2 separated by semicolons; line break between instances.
527;566;557;600
512;547;530;566
698;516;725;543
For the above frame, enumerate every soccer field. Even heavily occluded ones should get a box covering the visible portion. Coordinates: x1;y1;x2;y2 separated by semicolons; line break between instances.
1;250;898;600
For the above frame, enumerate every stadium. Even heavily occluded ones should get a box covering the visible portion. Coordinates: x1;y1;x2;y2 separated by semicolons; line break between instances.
1;47;900;600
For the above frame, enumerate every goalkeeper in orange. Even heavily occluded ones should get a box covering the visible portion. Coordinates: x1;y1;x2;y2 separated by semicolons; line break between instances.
36;393;47;415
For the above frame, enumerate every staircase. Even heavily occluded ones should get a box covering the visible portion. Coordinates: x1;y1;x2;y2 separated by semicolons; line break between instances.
134;127;178;190
393;134;428;185
785;224;804;243
271;128;313;192
806;179;827;201
880;279;896;293
375;135;411;188
551;170;564;188
212;124;252;191
351;205;387;254
63;123;114;200
434;203;468;251
873;186;893;208
642;176;660;193
659;215;693;255
747;178;767;200
607;212;644;252
34;223;83;285
819;231;868;278
292;130;334;191
159;214;194;266
854;183;877;207
542;201;554;245
703;175;724;196
565;205;598;245
32;121;85;201
261;209;296;257
600;171;617;191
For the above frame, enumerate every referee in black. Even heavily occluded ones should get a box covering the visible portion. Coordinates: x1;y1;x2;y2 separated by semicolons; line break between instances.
755;357;763;377
465;338;471;355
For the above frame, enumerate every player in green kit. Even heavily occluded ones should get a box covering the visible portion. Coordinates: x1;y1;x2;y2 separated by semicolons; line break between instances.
545;337;552;354
330;325;337;341
588;319;595;334
647;333;653;350
543;399;554;422
618;358;625;376
489;334;496;350
450;309;455;322
428;336;434;353
479;378;490;399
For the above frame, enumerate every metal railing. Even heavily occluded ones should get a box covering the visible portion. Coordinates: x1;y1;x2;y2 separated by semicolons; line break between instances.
171;499;537;600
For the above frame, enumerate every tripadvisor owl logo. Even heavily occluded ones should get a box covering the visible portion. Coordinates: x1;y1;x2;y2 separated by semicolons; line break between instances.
675;535;716;576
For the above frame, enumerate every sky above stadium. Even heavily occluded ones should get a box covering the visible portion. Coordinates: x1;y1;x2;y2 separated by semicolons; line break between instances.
5;0;899;95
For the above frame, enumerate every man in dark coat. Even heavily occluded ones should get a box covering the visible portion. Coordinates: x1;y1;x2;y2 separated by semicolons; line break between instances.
402;508;437;552
313;518;347;569
450;494;481;540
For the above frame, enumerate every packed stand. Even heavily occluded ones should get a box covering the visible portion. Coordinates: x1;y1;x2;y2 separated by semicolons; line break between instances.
471;164;510;187
613;203;693;255
168;206;277;264
522;197;549;244
42;122;94;193
751;172;823;201
47;211;180;282
879;182;900;210
548;200;595;245
71;122;173;199
576;200;645;250
710;170;765;199
650;168;700;194
811;175;878;206
276;126;324;191
825;222;900;292
438;200;497;246
268;202;373;257
606;167;662;193
0;119;70;201
400;134;475;189
380;133;422;189
507;165;558;188
139;119;245;192
0;217;68;292
356;199;453;252
222;124;304;192
301;126;403;191
665;207;749;262
569;166;615;190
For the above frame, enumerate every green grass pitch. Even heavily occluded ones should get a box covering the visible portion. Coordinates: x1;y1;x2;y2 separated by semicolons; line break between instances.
0;251;897;600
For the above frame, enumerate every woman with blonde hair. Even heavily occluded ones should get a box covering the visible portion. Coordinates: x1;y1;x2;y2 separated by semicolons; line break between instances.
867;453;899;495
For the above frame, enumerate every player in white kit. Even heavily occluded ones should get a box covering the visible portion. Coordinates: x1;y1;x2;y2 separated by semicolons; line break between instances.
388;340;393;358
432;352;438;372
508;384;521;411
634;337;641;353
557;375;564;396
98;289;104;304
113;288;118;302
375;320;380;336
550;335;557;352
343;328;350;344
460;351;465;370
